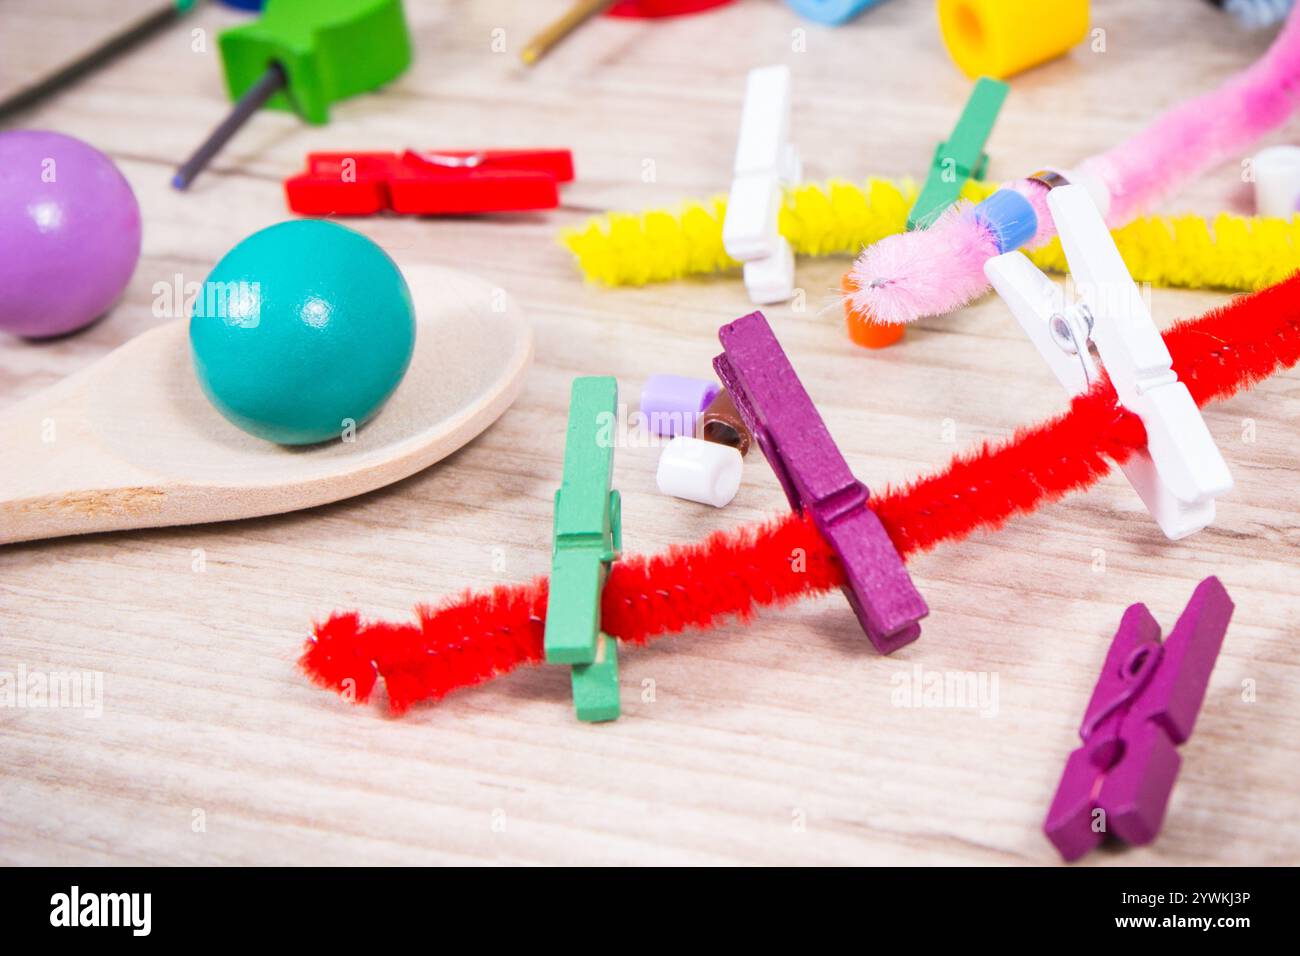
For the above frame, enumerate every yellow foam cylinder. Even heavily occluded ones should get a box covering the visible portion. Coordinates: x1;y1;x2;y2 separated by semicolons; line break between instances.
937;0;1090;80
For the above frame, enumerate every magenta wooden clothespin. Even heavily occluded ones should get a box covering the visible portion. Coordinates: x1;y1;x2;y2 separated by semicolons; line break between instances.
1044;576;1234;861
713;311;928;652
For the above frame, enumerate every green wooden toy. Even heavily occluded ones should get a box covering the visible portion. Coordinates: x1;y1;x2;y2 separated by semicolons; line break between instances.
544;376;623;722
175;0;412;189
907;77;1009;230
220;0;411;124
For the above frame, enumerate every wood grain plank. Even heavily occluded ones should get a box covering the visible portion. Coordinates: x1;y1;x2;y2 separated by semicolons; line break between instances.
0;0;1297;865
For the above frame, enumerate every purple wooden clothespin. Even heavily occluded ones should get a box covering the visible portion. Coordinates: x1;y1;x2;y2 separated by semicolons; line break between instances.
1044;576;1235;861
713;311;928;652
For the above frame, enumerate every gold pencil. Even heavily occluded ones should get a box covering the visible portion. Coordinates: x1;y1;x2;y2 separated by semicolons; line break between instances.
520;0;619;66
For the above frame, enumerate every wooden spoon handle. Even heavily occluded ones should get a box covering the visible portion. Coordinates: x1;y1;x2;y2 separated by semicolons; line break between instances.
0;371;162;545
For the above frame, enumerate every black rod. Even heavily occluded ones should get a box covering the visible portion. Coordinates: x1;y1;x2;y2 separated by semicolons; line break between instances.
0;3;187;123
171;61;286;191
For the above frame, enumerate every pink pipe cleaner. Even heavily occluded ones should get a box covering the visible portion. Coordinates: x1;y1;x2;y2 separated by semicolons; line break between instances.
845;4;1300;326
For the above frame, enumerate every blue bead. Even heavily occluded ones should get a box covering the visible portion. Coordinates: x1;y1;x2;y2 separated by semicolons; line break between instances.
972;189;1039;254
190;220;415;445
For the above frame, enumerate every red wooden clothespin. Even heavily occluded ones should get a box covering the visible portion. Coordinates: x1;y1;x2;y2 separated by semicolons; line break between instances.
284;149;574;216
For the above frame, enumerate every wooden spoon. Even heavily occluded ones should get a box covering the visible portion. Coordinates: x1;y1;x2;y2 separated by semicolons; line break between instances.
0;263;532;545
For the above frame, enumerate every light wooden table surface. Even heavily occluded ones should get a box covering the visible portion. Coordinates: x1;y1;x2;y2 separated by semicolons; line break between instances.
2;0;1297;866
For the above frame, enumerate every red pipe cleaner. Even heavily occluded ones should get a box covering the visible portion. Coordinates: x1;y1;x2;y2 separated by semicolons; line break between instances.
303;275;1300;713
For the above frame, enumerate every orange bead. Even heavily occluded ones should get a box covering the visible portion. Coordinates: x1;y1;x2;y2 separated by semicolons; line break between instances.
847;312;906;348
842;273;906;349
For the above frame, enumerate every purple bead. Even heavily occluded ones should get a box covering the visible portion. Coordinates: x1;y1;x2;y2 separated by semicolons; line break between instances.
640;375;720;437
0;131;142;338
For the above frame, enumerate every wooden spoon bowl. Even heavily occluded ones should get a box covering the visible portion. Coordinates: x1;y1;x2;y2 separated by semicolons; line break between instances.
0;263;532;544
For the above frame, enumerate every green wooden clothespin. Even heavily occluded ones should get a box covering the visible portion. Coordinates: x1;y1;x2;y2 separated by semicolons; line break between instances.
545;376;623;723
174;0;412;189
907;77;1009;230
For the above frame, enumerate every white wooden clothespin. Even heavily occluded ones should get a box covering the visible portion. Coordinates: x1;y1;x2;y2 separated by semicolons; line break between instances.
722;64;801;305
984;184;1233;540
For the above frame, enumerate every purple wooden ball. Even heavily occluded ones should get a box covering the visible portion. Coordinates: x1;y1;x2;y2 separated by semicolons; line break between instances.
0;131;142;338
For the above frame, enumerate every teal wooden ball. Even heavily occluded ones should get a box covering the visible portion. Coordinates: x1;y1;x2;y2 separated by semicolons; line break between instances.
190;220;415;445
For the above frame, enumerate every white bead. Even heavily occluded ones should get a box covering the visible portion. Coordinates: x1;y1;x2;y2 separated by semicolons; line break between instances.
655;436;743;508
1253;145;1300;218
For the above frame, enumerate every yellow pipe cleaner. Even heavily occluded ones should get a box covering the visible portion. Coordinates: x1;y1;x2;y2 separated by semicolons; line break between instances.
561;177;1300;293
